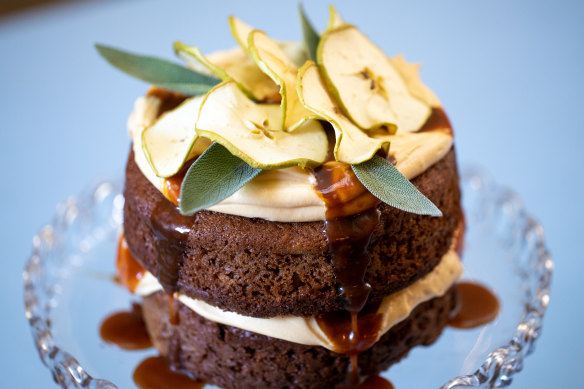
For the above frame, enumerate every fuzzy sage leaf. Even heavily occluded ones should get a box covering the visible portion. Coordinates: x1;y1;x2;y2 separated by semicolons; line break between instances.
351;156;442;216
95;44;220;95
298;4;319;61
179;143;261;215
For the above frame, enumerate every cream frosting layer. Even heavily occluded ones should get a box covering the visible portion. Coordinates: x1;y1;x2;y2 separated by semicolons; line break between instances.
127;96;452;222
134;249;463;351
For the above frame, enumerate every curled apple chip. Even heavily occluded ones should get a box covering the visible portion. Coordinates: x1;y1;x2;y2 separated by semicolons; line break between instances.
174;42;280;103
317;25;431;132
327;4;344;30
297;62;392;164
142;96;212;178
228;16;254;51
196;81;328;169
248;30;313;131
389;55;441;107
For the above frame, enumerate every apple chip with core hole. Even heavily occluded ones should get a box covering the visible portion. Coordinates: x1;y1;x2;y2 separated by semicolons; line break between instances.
317;25;431;132
297;62;392;164
142;96;212;178
174;42;280;103
248;30;313;131
196;81;328;169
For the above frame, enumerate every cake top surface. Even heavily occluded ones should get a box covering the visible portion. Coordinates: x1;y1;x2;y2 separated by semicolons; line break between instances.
99;5;453;222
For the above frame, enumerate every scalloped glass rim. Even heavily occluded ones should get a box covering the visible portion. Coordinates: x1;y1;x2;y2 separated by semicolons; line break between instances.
23;167;553;388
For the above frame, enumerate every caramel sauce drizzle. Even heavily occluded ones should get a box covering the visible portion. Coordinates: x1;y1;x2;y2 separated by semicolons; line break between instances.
316;301;383;355
116;229;184;326
149;201;191;295
162;159;196;206
133;356;205;389
418;107;453;134
313;108;456;386
162;178;182;207
116;234;146;294
314;161;381;219
168;293;180;326
313;159;382;385
99;303;152;350
152;166;194;324
449;282;500;329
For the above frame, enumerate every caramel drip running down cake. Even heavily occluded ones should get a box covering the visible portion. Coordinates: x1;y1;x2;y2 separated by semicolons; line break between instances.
100;6;464;388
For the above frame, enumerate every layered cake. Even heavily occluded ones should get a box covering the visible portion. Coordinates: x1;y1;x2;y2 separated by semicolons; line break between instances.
103;6;464;388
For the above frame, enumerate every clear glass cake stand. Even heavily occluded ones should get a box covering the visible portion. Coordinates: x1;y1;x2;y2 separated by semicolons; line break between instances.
23;167;552;388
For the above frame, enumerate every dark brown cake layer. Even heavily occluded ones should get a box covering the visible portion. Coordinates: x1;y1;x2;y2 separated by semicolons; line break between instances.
124;148;462;317
142;288;456;389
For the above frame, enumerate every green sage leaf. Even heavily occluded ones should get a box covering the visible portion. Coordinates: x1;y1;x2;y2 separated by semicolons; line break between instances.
179;143;261;215
351;156;442;216
298;4;319;61
95;44;220;95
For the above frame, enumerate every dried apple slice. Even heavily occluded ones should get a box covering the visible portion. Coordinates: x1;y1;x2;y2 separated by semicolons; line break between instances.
228;16;254;51
142;96;212;178
174;42;280;102
248;30;313;131
297;62;391;164
196;81;328;169
317;25;431;132
180;43;307;81
389;55;441;107
327;4;344;29
228;17;307;66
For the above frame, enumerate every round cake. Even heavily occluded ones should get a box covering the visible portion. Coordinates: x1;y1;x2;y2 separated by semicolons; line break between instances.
105;6;465;389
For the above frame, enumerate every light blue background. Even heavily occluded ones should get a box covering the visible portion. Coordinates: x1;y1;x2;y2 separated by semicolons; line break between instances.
1;0;582;387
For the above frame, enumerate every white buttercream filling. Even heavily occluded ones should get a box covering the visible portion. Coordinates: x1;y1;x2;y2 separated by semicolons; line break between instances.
134;249;462;351
127;96;453;222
